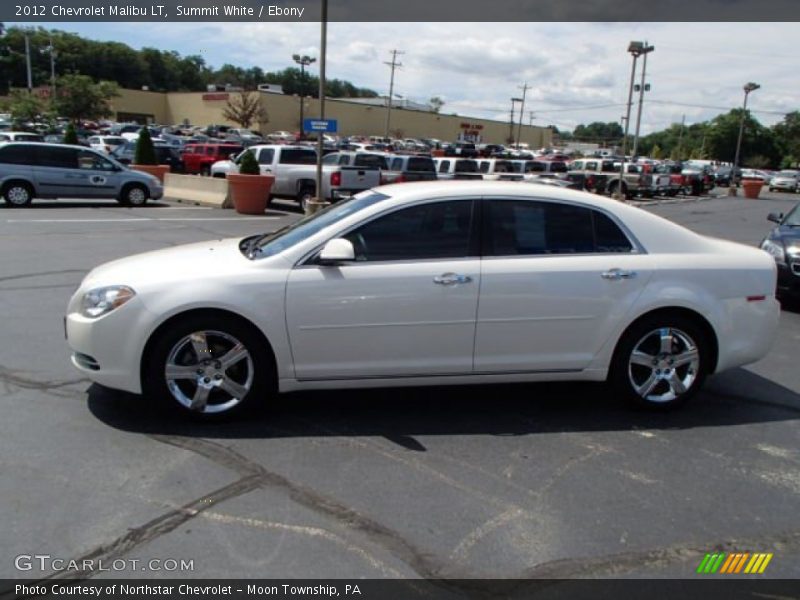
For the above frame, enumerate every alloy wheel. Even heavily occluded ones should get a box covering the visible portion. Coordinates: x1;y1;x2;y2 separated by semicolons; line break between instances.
627;327;700;403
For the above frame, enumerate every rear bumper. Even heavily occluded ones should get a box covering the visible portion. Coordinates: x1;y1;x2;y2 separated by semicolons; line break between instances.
715;296;780;372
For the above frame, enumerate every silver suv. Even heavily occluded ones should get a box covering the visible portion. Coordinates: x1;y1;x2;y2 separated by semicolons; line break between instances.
0;142;164;207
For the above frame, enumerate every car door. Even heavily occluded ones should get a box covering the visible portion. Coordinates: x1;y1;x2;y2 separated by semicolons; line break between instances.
285;198;480;380
75;149;123;198
474;197;653;373
31;146;81;197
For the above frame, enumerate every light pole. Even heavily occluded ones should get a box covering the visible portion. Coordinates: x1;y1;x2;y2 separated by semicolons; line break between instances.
516;83;529;148
728;82;760;196
616;41;649;200
631;42;654;157
292;54;316;140
510;97;522;145
307;0;328;215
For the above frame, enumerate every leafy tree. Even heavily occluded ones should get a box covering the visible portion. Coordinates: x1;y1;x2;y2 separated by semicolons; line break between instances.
573;121;624;141
772;111;800;168
53;73;119;122
63;122;78;144
429;96;445;113
8;90;46;128
134;127;157;165
705;109;779;167
650;144;662;159
222;91;268;129
238;148;260;175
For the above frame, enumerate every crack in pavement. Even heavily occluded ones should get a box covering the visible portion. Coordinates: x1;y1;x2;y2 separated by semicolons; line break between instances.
0;365;89;392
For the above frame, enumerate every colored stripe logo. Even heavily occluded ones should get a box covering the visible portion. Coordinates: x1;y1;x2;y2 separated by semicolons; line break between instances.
696;552;773;574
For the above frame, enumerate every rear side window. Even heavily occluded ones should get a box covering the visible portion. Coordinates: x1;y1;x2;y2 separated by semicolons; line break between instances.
257;148;275;164
38;146;77;168
408;158;435;172
455;160;478;173
279;149;316;164
438;160;450;173
549;161;567;173
353;154;387;169
485;200;633;256
525;161;546;173
0;144;37;164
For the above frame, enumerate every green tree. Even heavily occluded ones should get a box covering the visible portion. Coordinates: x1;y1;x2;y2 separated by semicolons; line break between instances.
53;73;119;122
63;122;78;144
429;96;445;113
772;111;800;168
238;148;260;175
222;91;268;129
134;127;157;165
705;109;779;167
8;90;46;128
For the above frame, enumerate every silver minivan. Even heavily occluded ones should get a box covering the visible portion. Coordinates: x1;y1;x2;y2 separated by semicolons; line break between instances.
0;142;163;207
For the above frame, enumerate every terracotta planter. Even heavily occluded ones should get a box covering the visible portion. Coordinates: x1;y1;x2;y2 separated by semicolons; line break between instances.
431;149;445;157
132;164;170;183
228;173;275;215
742;179;763;199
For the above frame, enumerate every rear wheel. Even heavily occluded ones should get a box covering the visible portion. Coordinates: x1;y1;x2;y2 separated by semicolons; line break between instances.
120;184;149;206
297;184;315;212
2;181;34;207
200;165;211;177
143;314;272;420
610;314;709;410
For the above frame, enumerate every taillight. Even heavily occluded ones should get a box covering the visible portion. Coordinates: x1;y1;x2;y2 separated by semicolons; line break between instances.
395;174;405;184
586;175;595;189
330;171;341;187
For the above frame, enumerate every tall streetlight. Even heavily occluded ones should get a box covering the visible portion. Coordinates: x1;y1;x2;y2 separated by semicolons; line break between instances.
728;82;760;196
631;42;654;157
616;41;652;200
292;53;316;140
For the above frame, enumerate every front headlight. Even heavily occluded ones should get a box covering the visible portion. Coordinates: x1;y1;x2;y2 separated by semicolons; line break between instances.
80;285;136;318
761;239;786;264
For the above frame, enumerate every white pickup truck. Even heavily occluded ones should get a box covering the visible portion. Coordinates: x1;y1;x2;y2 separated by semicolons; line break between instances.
212;144;380;210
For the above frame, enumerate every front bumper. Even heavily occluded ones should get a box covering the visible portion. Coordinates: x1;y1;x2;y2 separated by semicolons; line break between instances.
777;262;800;297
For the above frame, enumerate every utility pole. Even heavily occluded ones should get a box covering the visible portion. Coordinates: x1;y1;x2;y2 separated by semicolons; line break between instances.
508;99;516;142
49;35;56;99
383;49;403;140
24;33;32;92
632;41;653;157
529;111;534;126
676;114;686;160
516;82;529;148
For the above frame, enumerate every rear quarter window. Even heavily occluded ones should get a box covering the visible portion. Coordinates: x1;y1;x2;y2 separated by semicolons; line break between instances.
408;158;435;172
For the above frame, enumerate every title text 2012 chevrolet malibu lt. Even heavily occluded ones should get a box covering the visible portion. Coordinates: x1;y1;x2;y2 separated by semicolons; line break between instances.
66;181;779;418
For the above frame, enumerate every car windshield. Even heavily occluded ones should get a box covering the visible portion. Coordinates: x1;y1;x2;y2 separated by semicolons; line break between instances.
783;204;800;227
248;191;390;258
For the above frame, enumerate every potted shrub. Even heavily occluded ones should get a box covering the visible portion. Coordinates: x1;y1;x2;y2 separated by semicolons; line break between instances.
131;127;169;183
63;122;79;145
227;149;274;215
741;177;764;199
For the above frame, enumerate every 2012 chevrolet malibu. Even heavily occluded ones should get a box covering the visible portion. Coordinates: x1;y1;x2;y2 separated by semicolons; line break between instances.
66;181;779;418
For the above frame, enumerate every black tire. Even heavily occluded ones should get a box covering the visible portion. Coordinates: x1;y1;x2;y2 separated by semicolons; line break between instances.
297;184;315;212
120;184;149;206
2;181;34;207
200;165;211;177
609;314;709;410
142;313;272;420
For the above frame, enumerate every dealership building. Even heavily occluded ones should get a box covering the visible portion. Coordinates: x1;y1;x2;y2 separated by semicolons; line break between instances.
107;88;553;146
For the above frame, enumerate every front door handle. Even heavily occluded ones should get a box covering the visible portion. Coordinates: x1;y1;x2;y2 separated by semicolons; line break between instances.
433;273;473;286
601;268;637;280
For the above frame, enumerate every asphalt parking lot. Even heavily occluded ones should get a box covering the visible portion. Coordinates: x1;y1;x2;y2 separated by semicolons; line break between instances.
2;190;800;584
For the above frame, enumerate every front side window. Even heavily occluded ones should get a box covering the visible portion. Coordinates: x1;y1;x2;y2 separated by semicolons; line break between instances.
77;150;114;171
322;153;339;165
484;200;633;256
344;200;474;262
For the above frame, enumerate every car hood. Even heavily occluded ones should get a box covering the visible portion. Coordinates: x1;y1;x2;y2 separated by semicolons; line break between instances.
771;225;800;244
82;238;247;288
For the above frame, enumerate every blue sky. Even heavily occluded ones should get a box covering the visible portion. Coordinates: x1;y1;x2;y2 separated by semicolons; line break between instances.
17;21;800;133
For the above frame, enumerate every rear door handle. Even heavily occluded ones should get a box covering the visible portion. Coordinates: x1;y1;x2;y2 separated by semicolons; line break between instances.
601;268;636;280
433;273;473;286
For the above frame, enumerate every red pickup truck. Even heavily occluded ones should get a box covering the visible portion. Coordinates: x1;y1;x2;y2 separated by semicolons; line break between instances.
182;143;243;175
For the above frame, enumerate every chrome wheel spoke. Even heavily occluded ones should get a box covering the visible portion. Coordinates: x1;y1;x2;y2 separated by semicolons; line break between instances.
668;371;687;395
189;384;211;411
220;343;249;370
635;371;659;397
220;378;249;400
190;332;210;361
165;364;198;380
673;348;699;367
630;350;655;367
658;328;673;354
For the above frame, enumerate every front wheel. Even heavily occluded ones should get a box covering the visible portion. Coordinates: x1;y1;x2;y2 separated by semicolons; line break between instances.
609;315;709;410
143;315;271;419
3;181;34;207
120;184;149;206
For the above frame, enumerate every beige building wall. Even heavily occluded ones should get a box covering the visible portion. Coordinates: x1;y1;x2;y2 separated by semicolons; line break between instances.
112;89;552;147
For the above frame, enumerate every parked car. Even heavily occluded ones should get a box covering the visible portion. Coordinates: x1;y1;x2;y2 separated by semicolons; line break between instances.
225;128;263;146
111;141;185;173
181;143;244;175
768;170;800;193
266;130;296;143
476;158;524;181
0;131;44;143
87;135;127;154
433;157;483;180
213;144;380;209
566;158;646;199
64;180;779;419
381;154;438;184
444;142;479;158
0;142;162;206
761;203;800;299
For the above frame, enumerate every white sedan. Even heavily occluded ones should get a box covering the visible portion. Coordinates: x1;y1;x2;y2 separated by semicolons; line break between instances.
65;181;779;418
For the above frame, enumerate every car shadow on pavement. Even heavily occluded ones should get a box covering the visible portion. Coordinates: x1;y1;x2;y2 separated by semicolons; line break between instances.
4;201;172;209
87;367;800;450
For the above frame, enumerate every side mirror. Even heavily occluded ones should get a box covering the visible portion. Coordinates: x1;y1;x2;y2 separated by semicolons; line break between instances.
229;153;237;160
318;238;355;265
767;212;783;224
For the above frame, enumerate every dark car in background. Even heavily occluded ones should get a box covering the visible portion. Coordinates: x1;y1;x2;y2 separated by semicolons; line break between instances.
111;141;185;173
761;203;800;300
